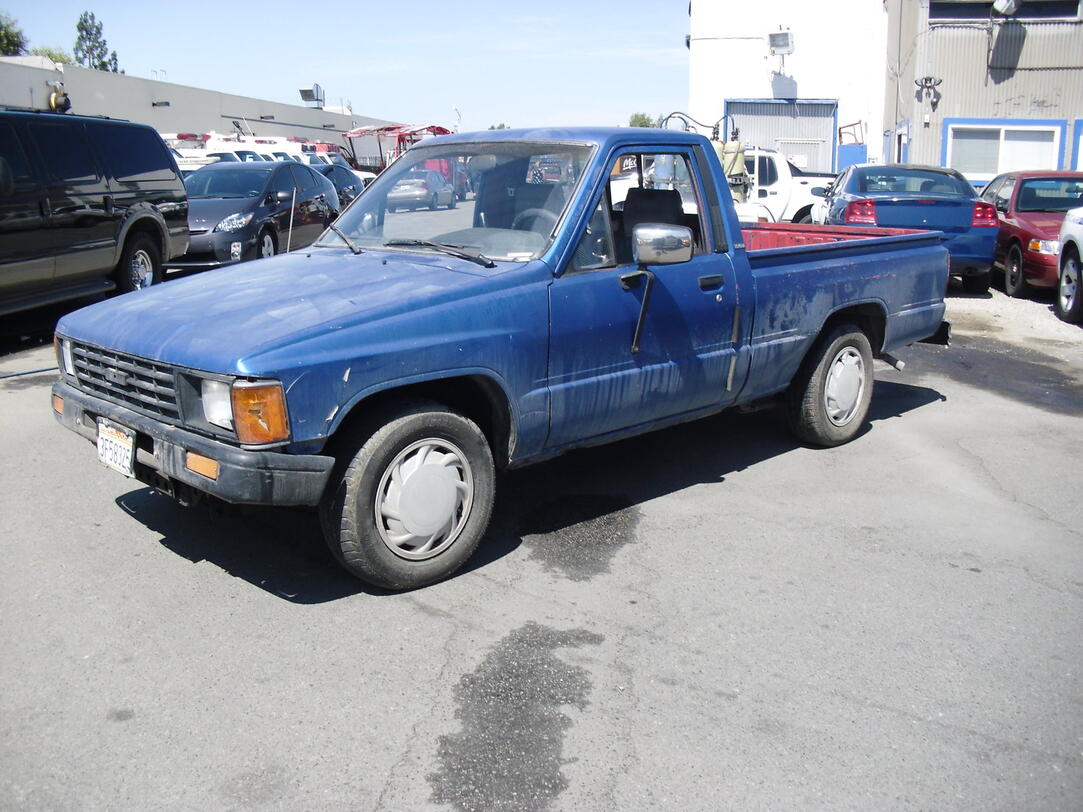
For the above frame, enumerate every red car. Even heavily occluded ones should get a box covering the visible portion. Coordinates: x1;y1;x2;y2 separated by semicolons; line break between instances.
980;171;1083;297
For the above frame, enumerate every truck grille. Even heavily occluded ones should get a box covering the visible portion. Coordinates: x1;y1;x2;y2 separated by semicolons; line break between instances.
71;342;180;421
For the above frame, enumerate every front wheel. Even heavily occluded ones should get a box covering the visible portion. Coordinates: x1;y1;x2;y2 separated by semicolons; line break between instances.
319;402;495;590
1056;248;1083;323
785;323;874;447
258;228;277;259
1004;245;1028;298
429;194;439;211
115;233;162;293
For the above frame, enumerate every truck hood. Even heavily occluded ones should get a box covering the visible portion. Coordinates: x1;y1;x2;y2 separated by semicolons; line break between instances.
56;247;501;374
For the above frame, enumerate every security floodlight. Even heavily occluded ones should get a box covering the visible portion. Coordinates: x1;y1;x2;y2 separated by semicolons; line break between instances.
298;84;325;109
768;31;794;56
992;0;1022;15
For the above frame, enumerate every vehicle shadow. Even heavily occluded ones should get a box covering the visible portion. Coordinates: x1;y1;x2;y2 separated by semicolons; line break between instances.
115;378;947;602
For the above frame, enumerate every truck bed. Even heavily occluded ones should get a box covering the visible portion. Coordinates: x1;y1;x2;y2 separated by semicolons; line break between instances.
741;221;924;251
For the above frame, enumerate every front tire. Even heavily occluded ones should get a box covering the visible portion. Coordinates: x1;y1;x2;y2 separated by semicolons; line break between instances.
1056;248;1083;323
258;228;277;259
319;402;495;590
1004;245;1028;298
115;233;162;293
429;193;439;211
785;323;874;447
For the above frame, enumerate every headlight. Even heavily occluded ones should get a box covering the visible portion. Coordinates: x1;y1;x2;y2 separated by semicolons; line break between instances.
54;336;75;376
201;379;233;429
214;212;254;232
1027;239;1058;255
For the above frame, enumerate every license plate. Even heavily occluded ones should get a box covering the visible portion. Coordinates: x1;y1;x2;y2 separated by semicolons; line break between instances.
97;419;135;477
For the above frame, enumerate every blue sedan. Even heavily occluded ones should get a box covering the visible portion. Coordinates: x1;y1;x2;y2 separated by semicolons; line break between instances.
814;164;999;293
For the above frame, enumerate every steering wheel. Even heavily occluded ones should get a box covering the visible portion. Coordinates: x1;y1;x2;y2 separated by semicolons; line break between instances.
511;207;559;232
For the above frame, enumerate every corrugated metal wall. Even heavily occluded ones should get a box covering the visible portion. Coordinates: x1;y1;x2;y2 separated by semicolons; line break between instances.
886;4;1083;168
726;100;837;172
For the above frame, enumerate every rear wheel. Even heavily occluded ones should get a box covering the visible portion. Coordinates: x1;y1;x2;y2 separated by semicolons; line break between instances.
429;193;439;211
785;323;874;447
1055;248;1083;323
115;233;162;293
447;194;456;210
961;270;991;294
319;402;495;590
1004;245;1028;298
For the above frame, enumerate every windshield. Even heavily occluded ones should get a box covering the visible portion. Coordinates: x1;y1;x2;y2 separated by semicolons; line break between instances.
317;141;592;261
1017;178;1083;212
184;168;272;199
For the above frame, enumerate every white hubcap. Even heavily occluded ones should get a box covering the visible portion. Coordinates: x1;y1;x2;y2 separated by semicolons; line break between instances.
375;439;472;560
1061;257;1078;313
824;347;865;426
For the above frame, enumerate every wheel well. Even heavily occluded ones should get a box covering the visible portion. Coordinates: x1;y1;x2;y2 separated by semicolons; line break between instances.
791;205;813;223
1063;241;1079;264
327;376;514;468
818;304;887;355
122;220;164;258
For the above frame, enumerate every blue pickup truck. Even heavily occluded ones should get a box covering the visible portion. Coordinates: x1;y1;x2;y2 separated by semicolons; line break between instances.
52;127;949;589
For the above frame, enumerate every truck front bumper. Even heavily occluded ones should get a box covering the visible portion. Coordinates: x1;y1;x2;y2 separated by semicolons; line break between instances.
52;381;334;507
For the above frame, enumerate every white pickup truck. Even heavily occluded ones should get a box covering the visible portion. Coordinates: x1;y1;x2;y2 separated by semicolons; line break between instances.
744;147;836;224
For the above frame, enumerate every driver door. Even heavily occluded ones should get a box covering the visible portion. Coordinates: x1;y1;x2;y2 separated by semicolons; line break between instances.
546;149;741;448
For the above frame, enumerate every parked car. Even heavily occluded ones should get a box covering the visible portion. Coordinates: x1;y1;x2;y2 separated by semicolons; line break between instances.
979;171;1083;298
814;163;998;292
386;169;456;211
0;110;188;316
168;161;339;270
1057;206;1083;323
313;163;366;205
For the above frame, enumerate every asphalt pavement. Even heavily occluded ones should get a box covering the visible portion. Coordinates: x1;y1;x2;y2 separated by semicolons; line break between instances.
1;284;1080;810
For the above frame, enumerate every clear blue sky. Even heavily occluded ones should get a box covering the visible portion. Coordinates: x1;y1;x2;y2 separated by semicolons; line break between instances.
5;0;692;131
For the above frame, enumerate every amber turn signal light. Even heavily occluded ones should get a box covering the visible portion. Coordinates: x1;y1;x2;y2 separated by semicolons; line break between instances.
231;382;289;444
185;451;220;480
52;394;64;415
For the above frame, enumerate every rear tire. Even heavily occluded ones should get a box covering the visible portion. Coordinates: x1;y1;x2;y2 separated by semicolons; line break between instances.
429;194;439;211
1055;248;1083;323
1004;245;1028;298
115;233;162;293
319;401;495;590
961;270;990;294
785;323;874;447
448;194;456;209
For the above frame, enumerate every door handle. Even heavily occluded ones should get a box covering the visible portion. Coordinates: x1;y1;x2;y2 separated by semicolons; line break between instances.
698;274;723;291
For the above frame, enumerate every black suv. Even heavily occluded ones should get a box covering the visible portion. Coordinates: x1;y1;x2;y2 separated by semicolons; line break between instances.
0;110;188;317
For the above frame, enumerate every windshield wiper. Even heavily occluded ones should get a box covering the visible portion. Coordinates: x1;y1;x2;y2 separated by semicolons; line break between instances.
383;239;495;268
329;223;363;255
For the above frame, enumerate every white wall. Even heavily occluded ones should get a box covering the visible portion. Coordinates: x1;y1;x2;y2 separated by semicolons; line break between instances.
689;0;888;160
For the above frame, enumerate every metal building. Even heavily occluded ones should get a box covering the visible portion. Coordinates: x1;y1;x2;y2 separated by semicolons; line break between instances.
0;57;396;165
884;0;1083;184
724;98;839;172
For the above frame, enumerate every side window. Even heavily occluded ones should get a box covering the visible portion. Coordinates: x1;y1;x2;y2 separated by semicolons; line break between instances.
0;123;34;182
87;124;174;182
995;178;1015;211
757;156;778;186
828;169;848;196
596;151;706;267
290;165;318;197
28;123;99;183
271;166;294;197
980;177;1003;203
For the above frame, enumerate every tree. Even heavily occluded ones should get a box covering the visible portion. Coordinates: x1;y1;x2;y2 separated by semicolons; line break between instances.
487;123;509;130
628;112;655;128
0;12;28;55
73;11;119;72
31;46;74;64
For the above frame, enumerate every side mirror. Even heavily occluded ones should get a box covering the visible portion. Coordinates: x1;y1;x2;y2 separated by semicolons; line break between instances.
758;188;768;198
631;223;693;266
275;189;293;203
811;186;826;197
0;157;13;197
